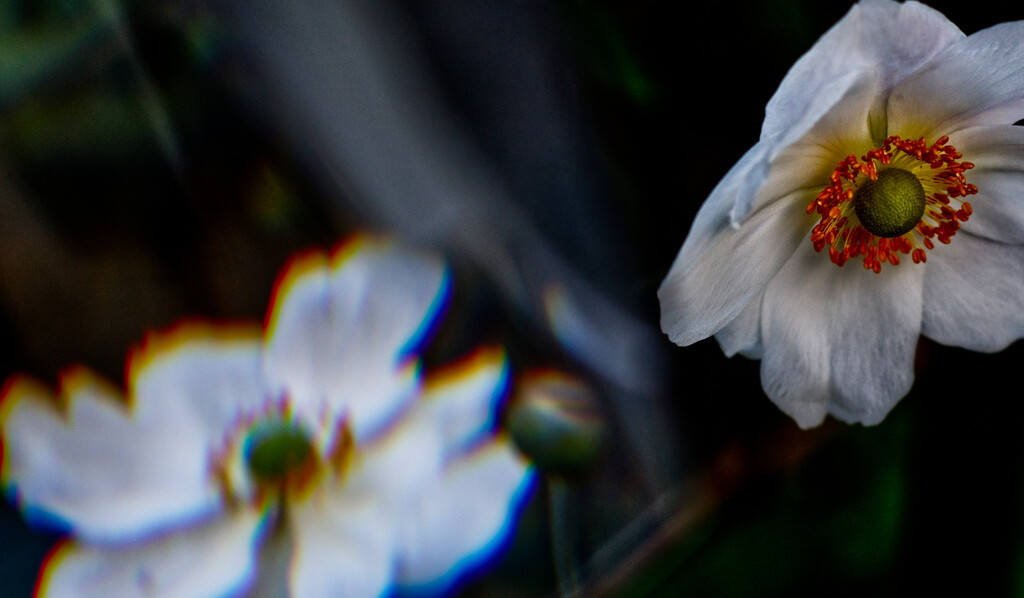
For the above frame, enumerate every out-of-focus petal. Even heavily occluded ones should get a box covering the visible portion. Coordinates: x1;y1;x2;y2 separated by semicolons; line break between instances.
888;21;1024;139
945;125;1024;245
128;323;265;450
289;490;394;598
341;405;446;511
260;248;330;411
761;0;962;144
761;244;923;427
394;442;534;593
412;348;508;461
38;508;264;598
263;238;450;442
659;192;810;347
922;233;1024;352
326;238;450;359
1;371;221;544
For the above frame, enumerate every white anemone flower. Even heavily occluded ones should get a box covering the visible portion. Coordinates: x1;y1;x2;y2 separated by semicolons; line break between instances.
1;237;535;597
658;0;1024;428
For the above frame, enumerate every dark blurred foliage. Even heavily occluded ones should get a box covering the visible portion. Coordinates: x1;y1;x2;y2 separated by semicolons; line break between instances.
2;1;1024;597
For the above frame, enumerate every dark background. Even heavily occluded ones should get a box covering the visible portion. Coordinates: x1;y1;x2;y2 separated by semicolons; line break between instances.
2;1;1024;596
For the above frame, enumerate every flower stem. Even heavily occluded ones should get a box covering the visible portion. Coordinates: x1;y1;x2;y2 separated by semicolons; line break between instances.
548;477;581;597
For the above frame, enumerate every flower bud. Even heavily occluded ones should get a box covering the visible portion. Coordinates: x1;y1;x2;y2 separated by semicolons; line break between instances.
508;370;605;476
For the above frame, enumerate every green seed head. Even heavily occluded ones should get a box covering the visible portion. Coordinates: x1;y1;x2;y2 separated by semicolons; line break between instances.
852;168;926;238
244;419;314;484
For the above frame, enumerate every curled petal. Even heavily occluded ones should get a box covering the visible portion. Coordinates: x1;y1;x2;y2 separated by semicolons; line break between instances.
734;0;961;223
745;68;880;221
714;289;764;359
728;69;876;228
659;191;810;347
662;70;885;347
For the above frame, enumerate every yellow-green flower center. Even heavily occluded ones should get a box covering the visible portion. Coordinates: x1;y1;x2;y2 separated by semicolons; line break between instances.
807;135;977;272
852;168;926;238
244;419;314;484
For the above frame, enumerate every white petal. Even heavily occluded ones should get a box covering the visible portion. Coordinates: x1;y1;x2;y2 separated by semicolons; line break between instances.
660;68;888;347
956;168;1024;244
394;442;534;593
946;125;1024;245
888;21;1024;139
661;2;967;352
130;324;265;449
761;244;923;427
412;348;508;460
759;251;831;428
40;509;263;598
341;404;446;511
761;0;962;144
733;0;960;223
1;371;222;544
289;490;395;598
922;233;1024;352
261;249;331;411
327;238;450;359
741;67;882;223
659;191;809;347
721;143;772;229
714;289;764;359
263;238;450;442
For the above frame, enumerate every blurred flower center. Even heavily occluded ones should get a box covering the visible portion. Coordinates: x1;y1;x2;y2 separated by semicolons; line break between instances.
807;135;977;272
244;419;315;485
215;403;356;508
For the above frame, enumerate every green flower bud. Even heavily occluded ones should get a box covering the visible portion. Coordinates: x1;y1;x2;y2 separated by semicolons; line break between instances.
508;372;605;477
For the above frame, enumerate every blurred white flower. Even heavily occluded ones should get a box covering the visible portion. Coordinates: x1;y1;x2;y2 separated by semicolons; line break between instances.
658;0;1024;427
1;237;534;597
